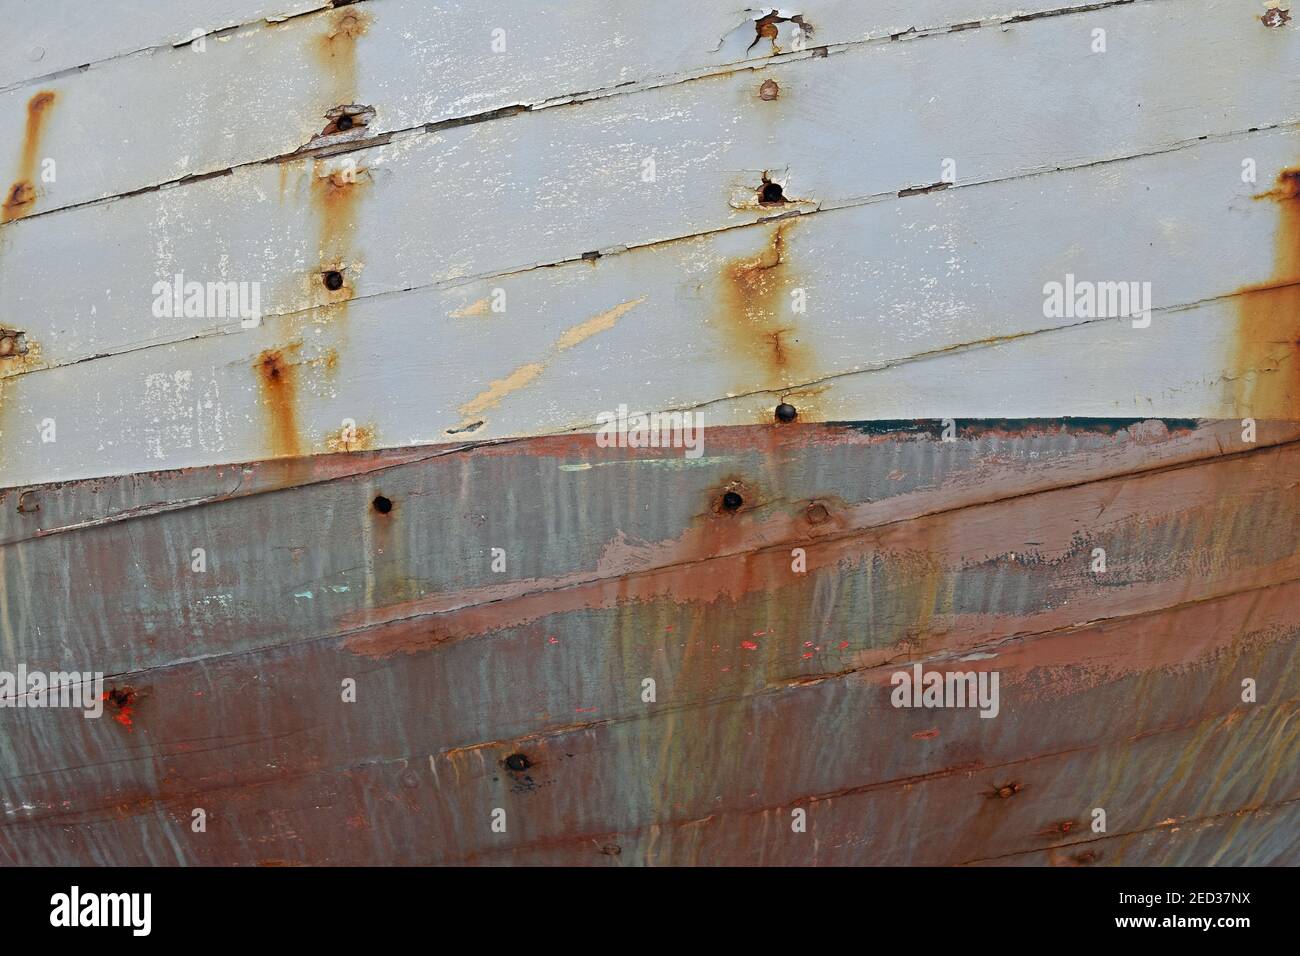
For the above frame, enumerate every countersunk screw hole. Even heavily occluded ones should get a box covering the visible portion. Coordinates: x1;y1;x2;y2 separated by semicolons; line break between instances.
323;270;345;291
722;491;744;512
775;402;798;423
372;495;393;514
504;753;531;772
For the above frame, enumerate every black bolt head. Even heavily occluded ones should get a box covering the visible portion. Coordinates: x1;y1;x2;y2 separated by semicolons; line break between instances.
775;402;797;423
323;270;345;291
722;491;744;511
504;753;531;772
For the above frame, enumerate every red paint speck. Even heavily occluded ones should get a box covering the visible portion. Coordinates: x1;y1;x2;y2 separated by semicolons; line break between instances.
547;636;559;645
838;641;849;649
912;728;940;740
740;640;759;650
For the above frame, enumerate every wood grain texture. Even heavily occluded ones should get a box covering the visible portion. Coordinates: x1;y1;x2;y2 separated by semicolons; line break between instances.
0;424;1295;864
0;0;1165;209
4;121;1299;487
0;0;330;90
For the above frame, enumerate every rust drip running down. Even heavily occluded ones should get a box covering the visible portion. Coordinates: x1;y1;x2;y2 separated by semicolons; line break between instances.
719;220;813;391
254;345;305;459
310;161;368;305
312;8;370;109
1234;166;1300;419
2;90;56;223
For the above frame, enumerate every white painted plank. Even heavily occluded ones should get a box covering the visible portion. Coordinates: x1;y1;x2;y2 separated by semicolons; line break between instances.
1;126;1293;487
0;0;1152;211
0;0;330;90
1;0;1293;375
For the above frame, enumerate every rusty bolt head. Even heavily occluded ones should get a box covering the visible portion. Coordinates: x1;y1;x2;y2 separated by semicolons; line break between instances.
775;402;798;423
0;337;13;357
721;491;745;512
1262;7;1291;27
806;502;830;524
323;270;345;291
759;79;780;100
336;114;355;131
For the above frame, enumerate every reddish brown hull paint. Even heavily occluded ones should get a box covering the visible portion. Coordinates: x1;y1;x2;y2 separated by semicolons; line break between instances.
0;419;1296;865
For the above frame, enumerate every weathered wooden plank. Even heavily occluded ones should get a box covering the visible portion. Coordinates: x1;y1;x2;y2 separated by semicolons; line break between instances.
0;0;1171;211
2;436;1296;800
436;705;1300;866
2;572;1293;864
1;419;1293;675
0;0;330;91
4;124;1298;487
981;800;1300;867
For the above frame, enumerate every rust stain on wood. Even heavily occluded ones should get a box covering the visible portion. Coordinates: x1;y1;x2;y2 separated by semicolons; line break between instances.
254;344;305;459
311;162;367;304
2;90;56;223
719;220;817;403
1235;166;1300;419
311;7;370;111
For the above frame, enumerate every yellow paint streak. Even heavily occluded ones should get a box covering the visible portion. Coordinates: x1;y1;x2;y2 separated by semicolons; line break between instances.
555;297;645;351
458;362;545;419
451;297;492;318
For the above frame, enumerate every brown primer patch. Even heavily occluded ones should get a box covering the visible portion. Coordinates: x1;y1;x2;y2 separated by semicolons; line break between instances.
1235;167;1300;419
307;8;371;323
3;90;57;223
254;344;305;458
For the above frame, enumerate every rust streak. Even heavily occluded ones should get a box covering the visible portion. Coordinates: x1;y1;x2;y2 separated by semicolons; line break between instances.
254;345;305;459
2;91;57;223
1235;167;1300;419
719;220;815;396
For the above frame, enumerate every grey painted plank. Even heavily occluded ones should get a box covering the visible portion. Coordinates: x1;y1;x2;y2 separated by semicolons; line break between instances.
2;126;1297;487
0;0;330;91
1;0;1290;365
0;0;1162;209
